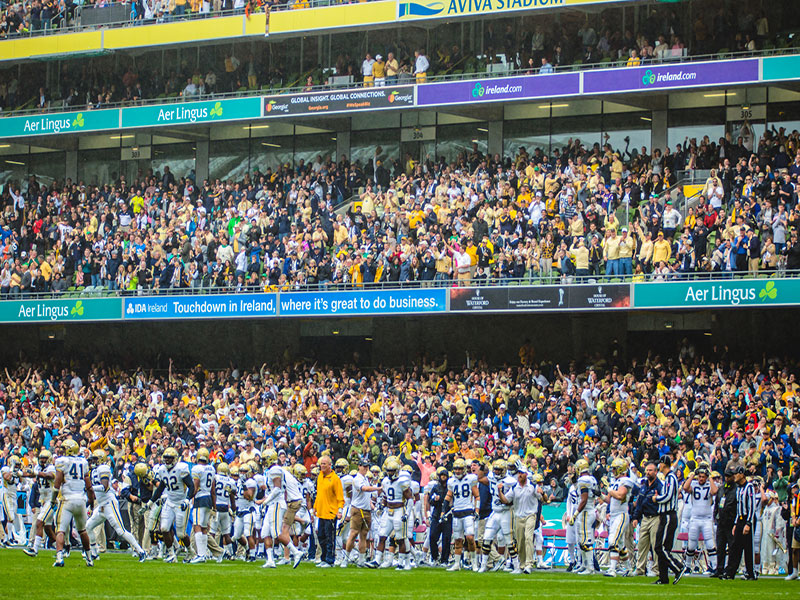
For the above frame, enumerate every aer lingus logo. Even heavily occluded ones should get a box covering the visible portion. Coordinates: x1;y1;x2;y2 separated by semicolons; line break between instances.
72;113;85;128
209;102;223;118
70;300;84;316
758;281;777;302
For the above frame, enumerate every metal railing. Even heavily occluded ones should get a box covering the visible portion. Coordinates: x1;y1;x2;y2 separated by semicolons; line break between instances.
1;44;797;120
4;269;797;301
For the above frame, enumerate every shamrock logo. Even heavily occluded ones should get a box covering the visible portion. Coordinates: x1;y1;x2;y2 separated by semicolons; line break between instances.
472;83;485;98
758;280;777;302
210;102;223;118
641;70;656;86
72;113;85;128
71;300;84;316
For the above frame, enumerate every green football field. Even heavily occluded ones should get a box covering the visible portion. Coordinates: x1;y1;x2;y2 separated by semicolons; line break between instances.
1;549;796;599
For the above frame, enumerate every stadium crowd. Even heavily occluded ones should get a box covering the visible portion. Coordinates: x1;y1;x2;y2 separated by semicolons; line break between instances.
0;344;798;577
2;123;800;296
0;3;789;114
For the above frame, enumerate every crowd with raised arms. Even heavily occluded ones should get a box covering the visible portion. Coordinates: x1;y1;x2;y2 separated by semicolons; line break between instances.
3;125;800;297
0;346;798;580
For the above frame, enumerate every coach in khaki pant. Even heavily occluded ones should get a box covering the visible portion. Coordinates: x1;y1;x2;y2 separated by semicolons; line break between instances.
511;469;542;571
632;462;662;577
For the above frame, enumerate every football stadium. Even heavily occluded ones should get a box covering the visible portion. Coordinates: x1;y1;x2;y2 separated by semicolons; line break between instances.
1;0;800;598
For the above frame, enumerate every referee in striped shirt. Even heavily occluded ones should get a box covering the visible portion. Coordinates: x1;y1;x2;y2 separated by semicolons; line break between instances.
653;456;686;584
725;467;757;580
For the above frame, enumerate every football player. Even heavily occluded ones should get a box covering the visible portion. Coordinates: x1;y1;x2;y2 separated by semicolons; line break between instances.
1;455;25;545
292;464;315;556
477;459;521;574
259;451;285;568
85;449;146;561
233;463;257;561
22;449;56;557
682;464;718;575
564;472;581;571
343;459;378;568
334;458;353;567
571;458;598;575
369;458;413;570
265;459;306;568
52;439;95;567
188;448;217;563
150;447;195;563
444;458;480;571
603;457;635;577
213;462;237;561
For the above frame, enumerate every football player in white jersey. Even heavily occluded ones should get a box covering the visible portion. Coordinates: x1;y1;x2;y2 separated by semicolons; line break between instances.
22;449;56;557
292;464;315;555
343;459;379;568
477;459;521;574
212;462;237;561
233;463;257;561
151;447;195;563
263;460;306;569
85;449;146;562
602;457;636;577
259;451;285;568
335;458;353;567
52;439;95;567
571;458;597;574
682;465;718;575
369;458;413;570
1;455;25;545
399;464;423;566
188;448;217;563
444;458;480;571
564;472;581;571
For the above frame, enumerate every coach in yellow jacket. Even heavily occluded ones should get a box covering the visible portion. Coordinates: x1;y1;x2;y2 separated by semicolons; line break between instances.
314;455;344;567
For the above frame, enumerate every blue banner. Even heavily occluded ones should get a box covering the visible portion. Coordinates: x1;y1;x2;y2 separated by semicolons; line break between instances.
124;293;277;320
277;288;446;316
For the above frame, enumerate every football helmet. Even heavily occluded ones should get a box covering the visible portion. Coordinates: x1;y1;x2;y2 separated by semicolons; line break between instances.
334;458;349;473
452;458;467;476
385;459;401;479
262;449;278;467
196;448;210;464
162;447;178;467
400;465;413;474
492;459;507;477
38;449;52;467
532;473;544;483
611;457;628;476
216;462;230;475
230;466;240;477
133;463;151;481
92;449;108;465
63;439;80;456
436;467;449;479
239;463;252;478
293;464;307;480
575;459;590;474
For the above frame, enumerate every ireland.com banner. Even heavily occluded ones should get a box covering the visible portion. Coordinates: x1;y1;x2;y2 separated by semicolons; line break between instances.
633;279;800;309
0;297;122;323
583;58;759;94
417;72;579;107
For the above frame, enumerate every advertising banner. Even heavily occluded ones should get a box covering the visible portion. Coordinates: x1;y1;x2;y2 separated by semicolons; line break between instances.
397;0;631;22
120;97;262;129
632;279;800;309
450;284;630;312
0;108;119;139
124;293;277;320
762;55;800;82
263;86;414;117
417;72;579;107
0;297;122;323
277;288;446;317
583;58;759;94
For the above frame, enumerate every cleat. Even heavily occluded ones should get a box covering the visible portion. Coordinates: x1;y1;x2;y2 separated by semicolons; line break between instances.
447;563;461;572
293;552;304;569
23;547;37;557
317;562;331;568
53;559;64;567
673;565;687;585
366;561;380;569
189;555;206;564
138;552;147;562
604;570;617;577
511;568;522;574
478;565;488;573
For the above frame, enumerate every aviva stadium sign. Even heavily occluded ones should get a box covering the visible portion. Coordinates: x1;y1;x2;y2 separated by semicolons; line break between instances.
397;0;623;21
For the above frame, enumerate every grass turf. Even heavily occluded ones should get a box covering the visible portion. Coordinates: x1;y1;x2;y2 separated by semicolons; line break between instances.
1;549;796;599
